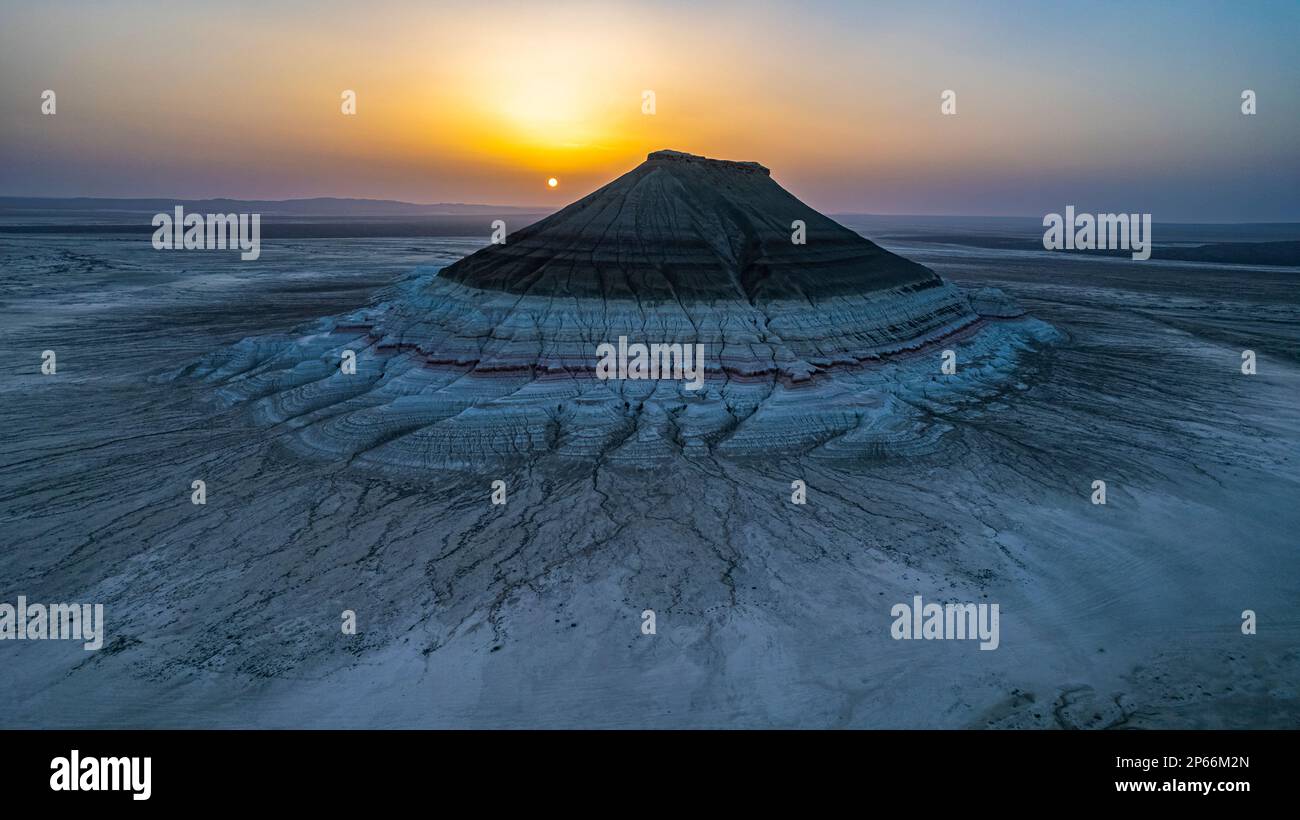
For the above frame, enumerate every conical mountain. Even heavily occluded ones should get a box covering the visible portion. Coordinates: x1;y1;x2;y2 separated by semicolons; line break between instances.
381;149;983;382
188;150;1054;470
443;149;946;305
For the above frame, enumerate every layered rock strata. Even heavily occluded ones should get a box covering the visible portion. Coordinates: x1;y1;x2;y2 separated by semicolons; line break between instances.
182;151;1058;470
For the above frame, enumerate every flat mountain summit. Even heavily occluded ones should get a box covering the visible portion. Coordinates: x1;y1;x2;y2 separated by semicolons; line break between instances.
185;151;1057;470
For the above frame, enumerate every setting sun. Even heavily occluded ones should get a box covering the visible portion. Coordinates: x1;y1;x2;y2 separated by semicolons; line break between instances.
547;177;559;188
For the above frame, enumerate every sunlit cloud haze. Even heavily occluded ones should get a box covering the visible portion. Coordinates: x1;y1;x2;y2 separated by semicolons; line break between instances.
1;0;1297;219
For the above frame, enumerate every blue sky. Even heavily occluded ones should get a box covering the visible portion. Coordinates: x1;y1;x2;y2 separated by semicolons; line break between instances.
1;0;1296;219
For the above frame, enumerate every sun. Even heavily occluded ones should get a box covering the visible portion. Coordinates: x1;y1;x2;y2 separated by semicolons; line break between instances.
547;177;558;188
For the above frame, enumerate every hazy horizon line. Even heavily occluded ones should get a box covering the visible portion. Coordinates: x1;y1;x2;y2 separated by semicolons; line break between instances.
3;195;1298;226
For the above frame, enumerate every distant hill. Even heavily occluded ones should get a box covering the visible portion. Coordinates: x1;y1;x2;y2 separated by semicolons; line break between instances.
868;233;1300;267
0;196;541;217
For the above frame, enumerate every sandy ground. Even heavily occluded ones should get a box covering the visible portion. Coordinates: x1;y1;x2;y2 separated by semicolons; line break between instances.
1;233;1297;727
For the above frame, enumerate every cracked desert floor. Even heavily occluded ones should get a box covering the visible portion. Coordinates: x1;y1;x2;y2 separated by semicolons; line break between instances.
2;223;1298;728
